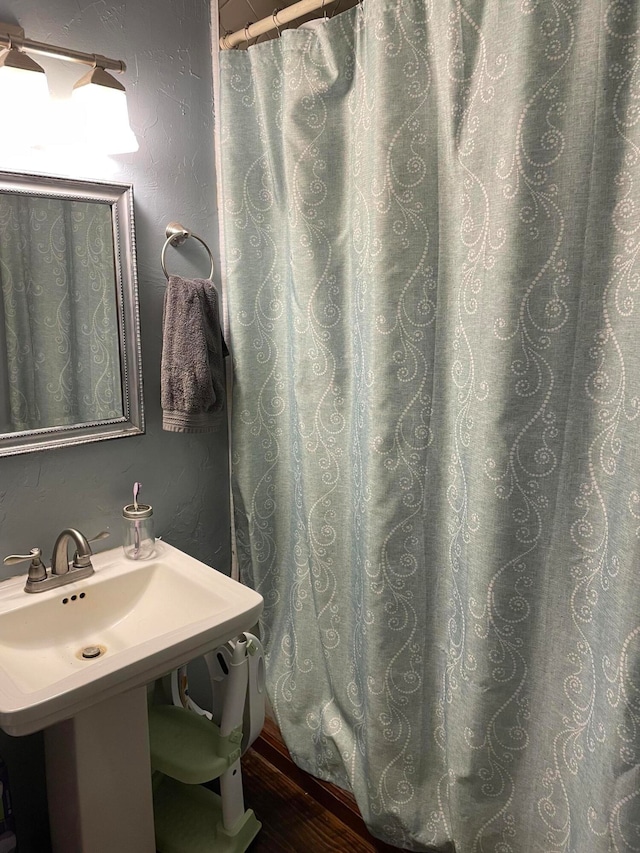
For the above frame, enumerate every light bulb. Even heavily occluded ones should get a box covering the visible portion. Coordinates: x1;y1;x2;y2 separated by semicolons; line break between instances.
72;66;138;155
0;49;50;149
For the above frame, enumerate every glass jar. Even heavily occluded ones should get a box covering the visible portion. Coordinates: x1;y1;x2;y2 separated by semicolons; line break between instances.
122;503;155;560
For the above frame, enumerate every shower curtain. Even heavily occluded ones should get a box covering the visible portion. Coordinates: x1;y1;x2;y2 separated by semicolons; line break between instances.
219;0;640;849
0;195;122;431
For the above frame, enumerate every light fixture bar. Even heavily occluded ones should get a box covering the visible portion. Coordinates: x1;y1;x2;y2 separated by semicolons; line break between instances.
0;21;126;73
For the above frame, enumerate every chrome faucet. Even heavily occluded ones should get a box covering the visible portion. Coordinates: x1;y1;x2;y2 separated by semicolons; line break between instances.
3;529;110;593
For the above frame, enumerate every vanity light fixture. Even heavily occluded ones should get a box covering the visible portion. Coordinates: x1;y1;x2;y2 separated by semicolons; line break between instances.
0;22;138;155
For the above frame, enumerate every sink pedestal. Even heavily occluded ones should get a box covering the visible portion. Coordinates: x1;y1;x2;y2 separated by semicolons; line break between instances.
44;686;155;853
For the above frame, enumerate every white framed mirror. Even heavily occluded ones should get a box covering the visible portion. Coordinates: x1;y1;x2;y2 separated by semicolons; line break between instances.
0;170;144;456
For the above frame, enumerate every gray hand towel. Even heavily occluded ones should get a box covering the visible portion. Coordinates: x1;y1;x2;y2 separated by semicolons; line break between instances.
161;276;228;433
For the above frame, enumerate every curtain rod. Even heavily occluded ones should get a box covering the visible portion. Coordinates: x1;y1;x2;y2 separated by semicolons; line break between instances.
220;0;333;50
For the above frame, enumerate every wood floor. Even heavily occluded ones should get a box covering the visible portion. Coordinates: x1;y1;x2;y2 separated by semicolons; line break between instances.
242;719;401;852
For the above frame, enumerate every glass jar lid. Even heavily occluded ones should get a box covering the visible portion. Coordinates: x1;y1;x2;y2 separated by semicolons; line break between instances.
122;503;153;520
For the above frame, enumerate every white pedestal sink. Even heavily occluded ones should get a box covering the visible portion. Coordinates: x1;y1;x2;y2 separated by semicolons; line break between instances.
0;541;263;852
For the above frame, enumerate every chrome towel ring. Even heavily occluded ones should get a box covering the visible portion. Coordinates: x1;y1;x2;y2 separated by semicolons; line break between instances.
161;222;215;281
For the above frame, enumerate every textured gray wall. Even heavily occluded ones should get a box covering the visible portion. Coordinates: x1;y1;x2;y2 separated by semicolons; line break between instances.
0;1;226;848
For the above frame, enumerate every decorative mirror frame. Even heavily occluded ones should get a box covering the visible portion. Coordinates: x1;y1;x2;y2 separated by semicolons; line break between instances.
0;170;144;456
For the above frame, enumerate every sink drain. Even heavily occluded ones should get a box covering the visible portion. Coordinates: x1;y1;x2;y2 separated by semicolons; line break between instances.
78;644;106;660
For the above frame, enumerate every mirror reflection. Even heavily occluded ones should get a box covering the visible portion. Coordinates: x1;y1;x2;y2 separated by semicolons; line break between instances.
0;193;123;432
0;171;144;456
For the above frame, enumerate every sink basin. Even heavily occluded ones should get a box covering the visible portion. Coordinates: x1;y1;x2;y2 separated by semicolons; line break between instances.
0;540;263;735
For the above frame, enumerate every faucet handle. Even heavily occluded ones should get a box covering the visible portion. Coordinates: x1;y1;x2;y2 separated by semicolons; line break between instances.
4;547;42;566
3;548;48;582
69;531;110;570
87;531;110;545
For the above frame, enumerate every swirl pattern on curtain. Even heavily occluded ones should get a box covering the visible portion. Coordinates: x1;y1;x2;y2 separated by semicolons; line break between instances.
219;0;640;849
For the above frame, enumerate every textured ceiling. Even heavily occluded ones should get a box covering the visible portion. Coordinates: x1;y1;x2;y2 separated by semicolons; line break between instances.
218;0;358;46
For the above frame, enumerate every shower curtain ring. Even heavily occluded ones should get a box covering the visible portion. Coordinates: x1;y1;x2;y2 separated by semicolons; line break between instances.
272;9;281;36
244;23;253;45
